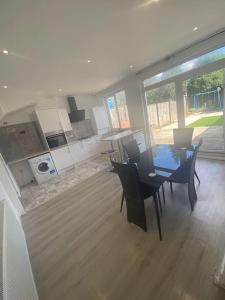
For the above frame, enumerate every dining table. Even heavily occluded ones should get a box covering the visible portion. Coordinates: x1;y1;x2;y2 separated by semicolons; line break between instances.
122;144;197;236
136;144;195;188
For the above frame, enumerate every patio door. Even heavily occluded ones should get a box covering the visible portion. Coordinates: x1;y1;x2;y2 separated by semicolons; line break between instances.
145;82;178;144
183;69;225;152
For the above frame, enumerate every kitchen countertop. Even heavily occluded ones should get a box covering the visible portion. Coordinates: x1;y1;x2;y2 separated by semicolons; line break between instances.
7;150;50;166
102;129;143;142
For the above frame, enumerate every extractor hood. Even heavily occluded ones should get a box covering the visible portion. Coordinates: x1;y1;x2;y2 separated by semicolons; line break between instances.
67;96;85;123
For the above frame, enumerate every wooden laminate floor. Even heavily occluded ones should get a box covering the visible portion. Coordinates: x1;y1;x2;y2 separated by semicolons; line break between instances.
22;158;225;300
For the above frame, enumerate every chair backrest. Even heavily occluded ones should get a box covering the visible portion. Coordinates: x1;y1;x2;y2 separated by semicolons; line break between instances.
111;160;143;201
124;140;140;163
173;128;194;148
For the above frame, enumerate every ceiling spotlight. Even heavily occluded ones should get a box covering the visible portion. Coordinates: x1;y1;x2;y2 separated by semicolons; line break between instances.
129;65;134;69
193;26;198;32
87;59;92;63
2;49;9;55
3;85;7;89
58;88;62;92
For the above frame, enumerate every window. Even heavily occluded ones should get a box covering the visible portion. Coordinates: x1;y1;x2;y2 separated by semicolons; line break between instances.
144;46;225;88
106;90;130;129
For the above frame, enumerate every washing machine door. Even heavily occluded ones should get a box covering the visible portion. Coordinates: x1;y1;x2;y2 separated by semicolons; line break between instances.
37;160;50;174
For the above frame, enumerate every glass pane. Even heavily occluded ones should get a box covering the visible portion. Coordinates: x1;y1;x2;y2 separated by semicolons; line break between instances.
145;83;177;144
115;91;130;128
144;46;225;88
106;96;120;128
183;69;224;152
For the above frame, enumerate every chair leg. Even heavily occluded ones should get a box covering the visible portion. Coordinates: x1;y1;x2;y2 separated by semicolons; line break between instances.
170;182;173;193
157;191;163;215
188;182;194;212
161;183;165;205
153;193;162;240
194;171;200;184
120;192;125;212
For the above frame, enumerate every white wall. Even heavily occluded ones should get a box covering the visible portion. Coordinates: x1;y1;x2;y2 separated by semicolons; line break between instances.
0;169;38;299
2;196;38;300
0;156;24;218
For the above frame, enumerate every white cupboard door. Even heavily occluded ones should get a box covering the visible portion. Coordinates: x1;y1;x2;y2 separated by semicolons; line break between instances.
133;131;146;153
58;109;72;132
51;147;74;173
69;143;82;164
36;109;62;133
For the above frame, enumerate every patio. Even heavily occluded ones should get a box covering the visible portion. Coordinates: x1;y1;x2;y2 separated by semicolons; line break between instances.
151;112;225;152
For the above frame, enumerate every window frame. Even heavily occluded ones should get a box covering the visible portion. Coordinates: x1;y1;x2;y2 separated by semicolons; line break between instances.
105;89;130;129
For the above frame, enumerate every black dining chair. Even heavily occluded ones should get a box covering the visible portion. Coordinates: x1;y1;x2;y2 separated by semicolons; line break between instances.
173;128;201;184
123;139;141;163
168;139;202;211
124;139;166;208
112;160;162;240
109;151;126;212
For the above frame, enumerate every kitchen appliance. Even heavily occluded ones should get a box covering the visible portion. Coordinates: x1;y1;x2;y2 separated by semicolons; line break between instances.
28;153;57;184
91;106;110;135
46;132;67;149
67;96;85;123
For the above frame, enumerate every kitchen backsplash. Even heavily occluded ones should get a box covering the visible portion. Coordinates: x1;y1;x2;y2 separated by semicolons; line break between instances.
0;122;45;163
71;119;94;138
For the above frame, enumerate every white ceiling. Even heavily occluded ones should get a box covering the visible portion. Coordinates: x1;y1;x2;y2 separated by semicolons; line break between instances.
1;0;225;110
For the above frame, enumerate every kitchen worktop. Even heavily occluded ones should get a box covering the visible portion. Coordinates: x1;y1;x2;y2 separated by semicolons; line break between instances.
102;129;143;141
7;150;50;166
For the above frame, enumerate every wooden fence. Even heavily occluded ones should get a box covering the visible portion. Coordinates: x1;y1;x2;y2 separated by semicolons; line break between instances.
147;100;177;127
109;100;177;129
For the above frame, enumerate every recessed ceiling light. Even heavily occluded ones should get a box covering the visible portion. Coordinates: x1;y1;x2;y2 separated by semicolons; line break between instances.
87;59;92;63
129;65;134;69
58;88;62;92
193;26;198;32
3;85;7;89
2;49;9;55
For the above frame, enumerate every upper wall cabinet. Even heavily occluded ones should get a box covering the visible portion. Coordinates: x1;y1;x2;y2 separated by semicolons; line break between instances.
58;108;72;132
36;109;62;134
35;108;72;134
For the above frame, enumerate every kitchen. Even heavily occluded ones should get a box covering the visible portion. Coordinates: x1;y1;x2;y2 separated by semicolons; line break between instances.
0;95;145;211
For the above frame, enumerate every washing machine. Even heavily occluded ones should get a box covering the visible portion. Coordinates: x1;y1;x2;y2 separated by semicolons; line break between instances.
28;153;57;184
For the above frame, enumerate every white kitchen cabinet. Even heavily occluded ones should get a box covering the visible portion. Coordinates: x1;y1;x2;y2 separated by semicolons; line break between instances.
133;131;146;153
69;136;101;166
69;142;86;164
58;108;72;132
36;109;62;134
51;146;74;174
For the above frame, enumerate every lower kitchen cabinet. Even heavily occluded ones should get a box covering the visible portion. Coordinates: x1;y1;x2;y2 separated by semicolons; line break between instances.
69;142;86;164
69;136;102;165
51;146;74;174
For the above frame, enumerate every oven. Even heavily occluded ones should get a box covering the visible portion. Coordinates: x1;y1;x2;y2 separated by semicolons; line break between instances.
46;132;67;149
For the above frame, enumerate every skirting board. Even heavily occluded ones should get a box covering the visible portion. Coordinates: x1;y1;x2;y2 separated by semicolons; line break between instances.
214;254;225;290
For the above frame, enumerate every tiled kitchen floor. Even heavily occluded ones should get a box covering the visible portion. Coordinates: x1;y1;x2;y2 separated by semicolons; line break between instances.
20;155;109;213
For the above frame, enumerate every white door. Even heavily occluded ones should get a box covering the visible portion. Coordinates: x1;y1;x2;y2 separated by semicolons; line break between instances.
51;147;74;173
58;108;72;132
36;109;62;133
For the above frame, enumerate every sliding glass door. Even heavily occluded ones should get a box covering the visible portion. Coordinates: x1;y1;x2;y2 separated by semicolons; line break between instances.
145;82;178;144
183;69;224;152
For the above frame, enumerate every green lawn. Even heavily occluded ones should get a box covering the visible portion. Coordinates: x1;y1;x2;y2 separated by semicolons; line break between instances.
187;115;224;128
